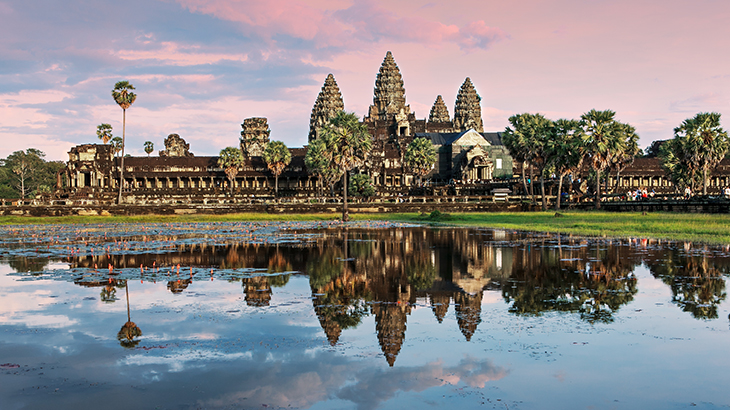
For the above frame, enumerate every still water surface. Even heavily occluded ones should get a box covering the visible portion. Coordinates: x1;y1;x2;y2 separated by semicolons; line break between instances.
1;221;729;409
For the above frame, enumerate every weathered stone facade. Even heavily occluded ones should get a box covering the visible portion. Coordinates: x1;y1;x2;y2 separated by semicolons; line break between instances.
428;95;451;124
308;74;344;143
240;117;270;158
159;134;194;157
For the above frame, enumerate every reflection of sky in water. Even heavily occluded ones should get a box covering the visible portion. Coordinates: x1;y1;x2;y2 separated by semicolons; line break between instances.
0;222;729;409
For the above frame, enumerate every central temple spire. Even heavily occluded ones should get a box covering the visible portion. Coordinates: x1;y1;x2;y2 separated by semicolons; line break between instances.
367;51;411;122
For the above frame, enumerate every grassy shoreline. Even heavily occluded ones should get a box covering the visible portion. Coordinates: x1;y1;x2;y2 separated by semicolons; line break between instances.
1;211;729;244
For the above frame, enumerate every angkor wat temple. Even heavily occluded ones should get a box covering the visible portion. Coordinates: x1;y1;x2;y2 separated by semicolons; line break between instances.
58;51;730;204
58;51;514;203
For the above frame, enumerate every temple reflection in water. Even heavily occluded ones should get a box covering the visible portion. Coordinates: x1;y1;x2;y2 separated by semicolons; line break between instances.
59;226;730;366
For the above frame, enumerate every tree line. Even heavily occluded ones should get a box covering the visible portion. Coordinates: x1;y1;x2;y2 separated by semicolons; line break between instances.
502;110;728;210
0;149;65;199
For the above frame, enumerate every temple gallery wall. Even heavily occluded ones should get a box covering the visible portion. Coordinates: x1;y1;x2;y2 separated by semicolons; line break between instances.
57;51;730;205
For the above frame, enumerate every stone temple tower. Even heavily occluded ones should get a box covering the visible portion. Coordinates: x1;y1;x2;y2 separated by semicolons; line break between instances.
453;77;484;132
428;95;451;124
367;51;411;122
308;73;344;143
240;117;270;158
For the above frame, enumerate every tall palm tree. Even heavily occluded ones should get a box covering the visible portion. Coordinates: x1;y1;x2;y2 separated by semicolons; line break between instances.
263;140;292;198
581;109;620;209
218;147;245;194
319;111;372;221
112;81;137;204
404;137;437;187
504;113;553;208
96;123;113;144
674;112;729;195
610;123;640;194
546;119;586;210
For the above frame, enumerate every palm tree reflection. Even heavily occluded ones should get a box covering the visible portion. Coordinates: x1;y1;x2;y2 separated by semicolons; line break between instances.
117;281;142;348
647;248;727;319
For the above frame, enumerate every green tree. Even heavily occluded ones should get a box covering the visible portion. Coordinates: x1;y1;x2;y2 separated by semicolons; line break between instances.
502;117;532;198
319;111;372;221
545;119;586;210
348;173;375;200
404;137;437;186
610;123;641;194
504;113;553;209
305;138;340;201
3;149;46;199
659;138;699;191
112;80;137;204
218;147;245;194
581;109;625;209
97;123;113;144
664;113;729;195
262;140;292;198
143;141;154;156
110;137;123;157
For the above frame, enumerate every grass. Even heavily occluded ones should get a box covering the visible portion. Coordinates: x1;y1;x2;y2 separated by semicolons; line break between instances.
0;212;345;225
1;210;729;244
374;211;730;244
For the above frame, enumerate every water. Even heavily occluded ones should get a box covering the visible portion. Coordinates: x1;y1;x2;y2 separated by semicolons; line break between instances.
1;221;729;409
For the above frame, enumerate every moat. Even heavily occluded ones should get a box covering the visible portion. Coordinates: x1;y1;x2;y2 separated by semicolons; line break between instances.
1;222;729;409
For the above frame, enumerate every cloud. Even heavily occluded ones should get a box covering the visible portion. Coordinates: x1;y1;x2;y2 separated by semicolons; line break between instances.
174;0;508;52
669;92;725;113
337;356;508;410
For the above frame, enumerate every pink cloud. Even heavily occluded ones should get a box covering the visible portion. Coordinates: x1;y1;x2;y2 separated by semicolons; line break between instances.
172;0;507;51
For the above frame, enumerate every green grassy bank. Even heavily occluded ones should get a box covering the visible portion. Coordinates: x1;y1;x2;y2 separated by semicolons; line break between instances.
378;211;730;244
1;211;729;244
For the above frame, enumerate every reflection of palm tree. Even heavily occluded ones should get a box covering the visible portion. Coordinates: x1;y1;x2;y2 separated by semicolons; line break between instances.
502;242;639;323
647;250;727;319
117;281;142;348
100;284;118;303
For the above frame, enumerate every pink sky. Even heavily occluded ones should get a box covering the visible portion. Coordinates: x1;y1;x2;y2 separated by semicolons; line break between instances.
0;0;728;161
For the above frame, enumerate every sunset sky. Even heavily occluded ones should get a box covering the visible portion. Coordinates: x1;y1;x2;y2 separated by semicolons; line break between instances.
1;0;728;161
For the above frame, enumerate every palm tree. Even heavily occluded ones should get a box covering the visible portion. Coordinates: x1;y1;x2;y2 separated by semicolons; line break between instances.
319;111;372;221
546;119;586;210
112;81;137;204
503;114;535;199
581;109;621;209
262;140;292;198
143;141;154;157
96;123;113;144
504;113;553;209
110;137;123;157
218;146;245;194
404;137;437;187
610;123;640;194
674;112;729;195
305;138;332;201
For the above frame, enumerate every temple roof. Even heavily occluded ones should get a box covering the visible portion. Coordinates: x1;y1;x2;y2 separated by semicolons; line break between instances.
415;130;503;146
